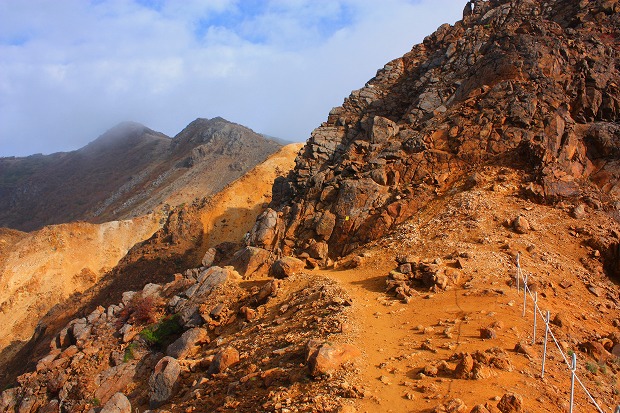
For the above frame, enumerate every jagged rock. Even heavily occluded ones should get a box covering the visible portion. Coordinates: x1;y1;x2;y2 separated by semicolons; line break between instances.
141;283;162;298
469;405;491;413
432;398;467;413
228;246;271;278
185;266;232;299
454;353;474;379
306;340;361;376
571;204;587;219
94;362;137;404
512;216;530;234
514;342;536;359
148;357;181;408
201;247;217;267
100;392;131;413
208;347;240;375
480;327;497;339
497;393;523;413
270;256;306;278
166;328;209;359
0;388;18;412
247;208;279;249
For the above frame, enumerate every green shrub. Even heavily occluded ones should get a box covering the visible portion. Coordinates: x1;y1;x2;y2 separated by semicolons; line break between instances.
585;361;598;374
139;315;182;347
123;342;137;362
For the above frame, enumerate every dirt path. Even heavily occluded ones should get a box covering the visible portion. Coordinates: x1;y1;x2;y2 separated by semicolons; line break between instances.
319;252;567;413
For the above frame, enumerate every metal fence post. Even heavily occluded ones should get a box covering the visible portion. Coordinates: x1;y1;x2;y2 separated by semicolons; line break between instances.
532;292;538;345
516;253;520;292
570;352;577;413
541;310;550;378
614;405;620;413
522;272;528;317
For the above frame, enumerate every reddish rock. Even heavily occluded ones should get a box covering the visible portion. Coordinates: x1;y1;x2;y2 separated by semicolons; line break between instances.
306;340;361;376
497;393;523;413
454;353;474;379
208;347;240;375
270;256;306;278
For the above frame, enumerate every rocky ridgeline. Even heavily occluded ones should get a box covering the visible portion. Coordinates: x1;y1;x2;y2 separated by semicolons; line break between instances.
0;251;359;413
245;0;620;265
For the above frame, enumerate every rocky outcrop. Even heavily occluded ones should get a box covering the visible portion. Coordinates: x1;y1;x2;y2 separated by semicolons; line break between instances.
248;0;620;260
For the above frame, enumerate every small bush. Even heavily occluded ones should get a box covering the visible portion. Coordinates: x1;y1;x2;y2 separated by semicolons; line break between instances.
585;361;598;374
140;315;182;347
116;294;160;328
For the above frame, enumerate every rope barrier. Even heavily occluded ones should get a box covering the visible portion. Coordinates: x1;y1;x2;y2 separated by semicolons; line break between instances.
514;254;611;413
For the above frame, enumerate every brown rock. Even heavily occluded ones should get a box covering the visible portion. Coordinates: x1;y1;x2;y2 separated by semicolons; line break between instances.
228;247;271;278
208;347;240;375
480;327;497;339
512;216;530;234
100;392;131;413
497;393;523;413
95;363;137;404
270;256;306;278
454;353;474;379
306;340;361;376
201;247;217;268
470;405;491;413
571;204;587;219
514;342;536;359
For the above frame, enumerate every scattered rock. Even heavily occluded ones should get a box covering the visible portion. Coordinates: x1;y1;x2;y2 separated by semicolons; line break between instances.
470;405;491;413
479;327;497;339
100;392;131;413
514;342;536;359
208;347;240;375
497;393;523;413
201;247;217;267
571;204;587;219
513;216;530;234
306;340;361;376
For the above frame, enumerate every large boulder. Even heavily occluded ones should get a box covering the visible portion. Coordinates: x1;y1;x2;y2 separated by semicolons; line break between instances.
305;340;361;376
166;328;209;359
270;256;306;279
148;356;181;408
228;246;271;278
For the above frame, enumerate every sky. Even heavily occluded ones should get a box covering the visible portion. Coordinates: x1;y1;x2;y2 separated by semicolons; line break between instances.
0;0;464;157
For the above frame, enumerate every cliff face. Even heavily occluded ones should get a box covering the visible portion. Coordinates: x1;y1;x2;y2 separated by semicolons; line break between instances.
250;0;620;260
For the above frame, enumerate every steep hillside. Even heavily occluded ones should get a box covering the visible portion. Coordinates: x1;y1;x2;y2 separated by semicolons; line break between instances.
0;118;281;231
0;144;301;389
248;0;620;263
0;215;162;362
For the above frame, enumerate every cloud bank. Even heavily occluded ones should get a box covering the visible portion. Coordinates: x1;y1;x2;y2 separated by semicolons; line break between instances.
0;0;463;157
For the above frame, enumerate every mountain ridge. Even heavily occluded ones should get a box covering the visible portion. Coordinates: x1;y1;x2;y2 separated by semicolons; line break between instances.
0;117;281;231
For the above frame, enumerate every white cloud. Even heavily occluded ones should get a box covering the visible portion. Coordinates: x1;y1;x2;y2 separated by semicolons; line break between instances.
0;0;464;156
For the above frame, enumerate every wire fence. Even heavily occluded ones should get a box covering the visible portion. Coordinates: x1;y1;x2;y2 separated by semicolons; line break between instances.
514;253;619;412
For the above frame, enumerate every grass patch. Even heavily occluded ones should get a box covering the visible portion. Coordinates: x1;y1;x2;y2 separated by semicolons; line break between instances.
585;361;598;374
123;342;138;362
140;314;182;348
